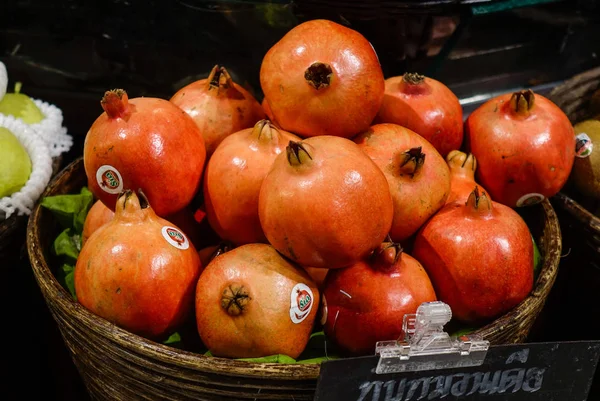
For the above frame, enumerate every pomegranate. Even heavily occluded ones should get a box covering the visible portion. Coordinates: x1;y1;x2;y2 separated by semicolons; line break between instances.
412;187;534;324
354;123;450;242
84;89;206;216
74;190;202;340
465;89;575;207
82;200;114;245
204;120;299;245
198;241;235;268
261;98;277;126
445;150;490;205
195;243;319;358
304;267;328;291
323;242;436;356
260;19;384;138
170;65;266;156
376;73;463;157
259;136;393;269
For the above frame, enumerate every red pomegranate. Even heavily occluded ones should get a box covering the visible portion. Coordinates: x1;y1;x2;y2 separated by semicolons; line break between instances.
412;187;534;324
323;242;437;356
259;136;393;269
84;89;206;216
170;65;266;156
260;19;385;138
74;190;202;340
195;243;319;358
445;150;490;205
204;120;299;245
82;200;114;245
354;123;450;242
376;73;463;157
465;89;575;207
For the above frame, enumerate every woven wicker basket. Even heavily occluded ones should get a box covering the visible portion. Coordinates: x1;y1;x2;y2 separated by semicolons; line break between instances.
27;157;561;401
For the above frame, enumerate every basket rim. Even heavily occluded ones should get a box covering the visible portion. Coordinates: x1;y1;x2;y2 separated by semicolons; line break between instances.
26;157;561;380
548;66;600;102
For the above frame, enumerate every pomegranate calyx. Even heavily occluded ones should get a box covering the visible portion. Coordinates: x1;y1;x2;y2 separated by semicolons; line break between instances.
305;62;333;90
509;89;535;115
286;141;313;166
403;72;425;85
251;119;279;143
372;241;403;269
136;189;150;209
399;146;426;177
207;65;243;99
446;150;477;174
221;284;251;316
101;89;130;120
466;186;492;214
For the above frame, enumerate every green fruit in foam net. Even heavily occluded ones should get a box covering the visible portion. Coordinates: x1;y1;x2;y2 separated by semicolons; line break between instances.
0;82;45;124
0;127;32;198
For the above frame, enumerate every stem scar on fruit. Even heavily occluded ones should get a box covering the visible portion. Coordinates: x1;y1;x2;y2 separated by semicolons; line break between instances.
304;62;333;90
286;141;313;166
221;284;251;316
509;89;535;115
399;146;426;177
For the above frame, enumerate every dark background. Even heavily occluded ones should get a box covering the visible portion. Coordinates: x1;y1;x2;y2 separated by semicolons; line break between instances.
2;0;600;400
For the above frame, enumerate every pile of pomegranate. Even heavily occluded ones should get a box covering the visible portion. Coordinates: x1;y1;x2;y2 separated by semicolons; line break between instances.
75;19;575;359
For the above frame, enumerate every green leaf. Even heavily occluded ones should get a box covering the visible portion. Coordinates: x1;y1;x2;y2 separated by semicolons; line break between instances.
204;350;213;357
41;187;94;232
450;327;477;337
163;332;183;348
294;356;340;364
57;263;77;300
53;228;81;261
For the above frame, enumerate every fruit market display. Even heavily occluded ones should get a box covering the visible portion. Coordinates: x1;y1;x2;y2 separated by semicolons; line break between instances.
0;61;72;219
41;19;576;362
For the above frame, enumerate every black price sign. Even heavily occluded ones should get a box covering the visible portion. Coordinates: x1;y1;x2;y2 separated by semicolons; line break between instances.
314;341;600;401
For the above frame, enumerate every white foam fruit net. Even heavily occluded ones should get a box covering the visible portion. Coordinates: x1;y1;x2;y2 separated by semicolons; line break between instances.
0;114;53;219
30;98;73;157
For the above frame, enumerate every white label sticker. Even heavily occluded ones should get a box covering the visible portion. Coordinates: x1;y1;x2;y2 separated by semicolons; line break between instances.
161;226;190;250
576;133;593;158
96;165;123;194
516;193;545;207
290;283;314;324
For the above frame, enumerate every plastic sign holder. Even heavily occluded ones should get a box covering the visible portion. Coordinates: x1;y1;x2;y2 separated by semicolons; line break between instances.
374;301;489;375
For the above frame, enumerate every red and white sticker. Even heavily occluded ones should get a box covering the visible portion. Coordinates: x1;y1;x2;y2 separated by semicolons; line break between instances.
161;226;190;250
576;133;593;158
290;283;314;324
516;193;545;207
96;165;123;195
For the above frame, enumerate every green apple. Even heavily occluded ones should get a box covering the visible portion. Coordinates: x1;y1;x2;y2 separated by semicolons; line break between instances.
0;127;32;198
0;82;45;124
0;61;6;101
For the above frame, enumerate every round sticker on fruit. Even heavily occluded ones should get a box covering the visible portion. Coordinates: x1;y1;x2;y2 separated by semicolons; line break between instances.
516;193;545;207
96;165;123;194
161;226;190;250
575;133;593;158
289;283;314;324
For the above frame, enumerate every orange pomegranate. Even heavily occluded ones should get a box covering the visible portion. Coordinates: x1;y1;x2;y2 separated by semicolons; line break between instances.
323;242;437;355
74;190;202;340
170;65;266;156
195;243;319;358
84;89;206;216
445;150;490;205
354;123;450;242
204;120;299;245
260;19;385;138
376;73;463;157
82;200;114;245
259;136;394;269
